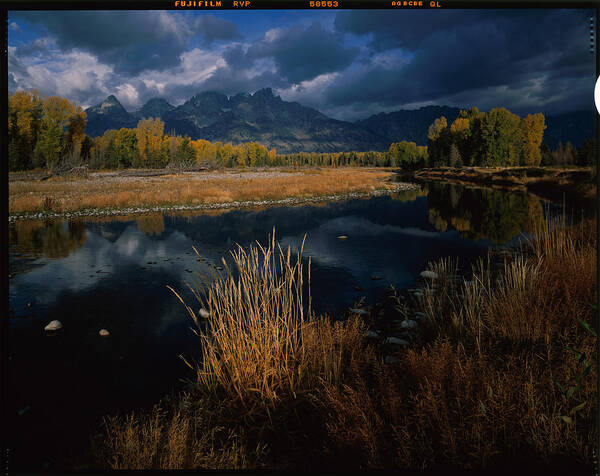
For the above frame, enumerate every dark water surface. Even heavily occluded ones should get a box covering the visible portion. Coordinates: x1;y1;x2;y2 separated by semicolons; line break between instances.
6;181;589;470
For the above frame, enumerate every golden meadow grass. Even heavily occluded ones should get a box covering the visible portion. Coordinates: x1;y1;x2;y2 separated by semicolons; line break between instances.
100;219;597;470
9;168;396;214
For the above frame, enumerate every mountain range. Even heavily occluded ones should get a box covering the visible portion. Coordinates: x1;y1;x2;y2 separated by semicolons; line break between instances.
85;89;595;153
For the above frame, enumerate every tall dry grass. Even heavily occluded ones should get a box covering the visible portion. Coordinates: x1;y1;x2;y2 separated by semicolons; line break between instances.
100;218;597;470
168;232;365;412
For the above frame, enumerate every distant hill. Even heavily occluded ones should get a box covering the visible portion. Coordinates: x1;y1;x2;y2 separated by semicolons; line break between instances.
356;106;462;146
357;107;595;148
84;93;595;152
542;110;595;148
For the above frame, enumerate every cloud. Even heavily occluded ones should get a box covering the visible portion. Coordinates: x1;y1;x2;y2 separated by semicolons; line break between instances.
237;22;360;84
327;9;595;116
194;14;241;44
8;45;113;107
12;11;194;76
14;36;55;57
8;10;595;118
9;21;21;32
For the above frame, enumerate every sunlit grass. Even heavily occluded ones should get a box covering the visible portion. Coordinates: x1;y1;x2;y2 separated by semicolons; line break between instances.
100;218;597;470
9;168;396;214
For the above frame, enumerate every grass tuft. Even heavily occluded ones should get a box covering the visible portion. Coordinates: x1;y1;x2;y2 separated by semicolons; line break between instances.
100;218;597;470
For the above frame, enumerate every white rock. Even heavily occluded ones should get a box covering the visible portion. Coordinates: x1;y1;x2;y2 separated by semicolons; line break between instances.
99;329;110;337
337;235;348;240
420;270;439;279
385;337;409;346
413;290;423;298
366;331;380;338
44;320;63;331
199;308;211;319
349;308;368;315
385;355;400;364
401;319;418;329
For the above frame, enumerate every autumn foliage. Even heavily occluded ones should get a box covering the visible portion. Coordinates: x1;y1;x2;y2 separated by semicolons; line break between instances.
427;107;547;167
8;90;88;171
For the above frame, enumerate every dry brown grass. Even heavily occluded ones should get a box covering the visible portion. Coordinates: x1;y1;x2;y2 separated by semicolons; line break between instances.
168;231;367;412
101;400;267;470
100;219;597;471
9;168;396;214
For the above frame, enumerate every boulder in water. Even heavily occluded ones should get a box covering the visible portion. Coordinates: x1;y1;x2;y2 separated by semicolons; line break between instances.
401;319;418;329
99;329;110;337
420;270;439;280
44;320;63;331
199;308;211;319
385;336;409;345
337;235;348;240
349;308;368;315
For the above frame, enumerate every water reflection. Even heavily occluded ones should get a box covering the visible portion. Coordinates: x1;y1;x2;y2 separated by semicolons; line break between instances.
136;214;165;236
9;219;87;259
426;183;544;243
7;181;580;471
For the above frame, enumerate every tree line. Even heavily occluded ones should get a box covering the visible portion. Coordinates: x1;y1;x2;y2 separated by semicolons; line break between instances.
8;90;88;171
8;90;595;171
425;107;595;168
426;107;547;167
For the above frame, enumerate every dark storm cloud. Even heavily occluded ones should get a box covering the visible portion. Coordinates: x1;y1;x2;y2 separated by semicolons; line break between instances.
237;22;360;83
194;15;241;44
12;11;194;76
330;10;595;115
8;10;594;119
223;44;254;70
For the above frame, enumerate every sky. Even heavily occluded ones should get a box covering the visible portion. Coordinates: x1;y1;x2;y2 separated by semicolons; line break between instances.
7;9;596;121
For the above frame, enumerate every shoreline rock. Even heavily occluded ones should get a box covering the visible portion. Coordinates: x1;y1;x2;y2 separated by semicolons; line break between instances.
44;320;63;331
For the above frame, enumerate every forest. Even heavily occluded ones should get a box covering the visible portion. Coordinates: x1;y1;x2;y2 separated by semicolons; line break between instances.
8;90;594;171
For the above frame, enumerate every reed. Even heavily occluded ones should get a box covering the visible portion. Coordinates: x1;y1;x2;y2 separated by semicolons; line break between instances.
100;218;596;470
169;230;366;412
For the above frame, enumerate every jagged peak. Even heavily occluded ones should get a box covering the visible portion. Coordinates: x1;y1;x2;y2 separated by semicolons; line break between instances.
104;95;120;104
191;90;227;99
144;97;171;105
253;87;273;97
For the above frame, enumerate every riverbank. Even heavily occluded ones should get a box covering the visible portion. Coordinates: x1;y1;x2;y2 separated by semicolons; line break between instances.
398;166;596;200
9;167;415;221
97;217;597;471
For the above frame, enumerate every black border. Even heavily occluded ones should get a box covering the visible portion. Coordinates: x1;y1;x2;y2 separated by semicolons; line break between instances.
2;2;599;475
1;1;600;9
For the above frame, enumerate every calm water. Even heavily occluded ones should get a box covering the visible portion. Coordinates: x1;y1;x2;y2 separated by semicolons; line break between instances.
6;181;587;470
